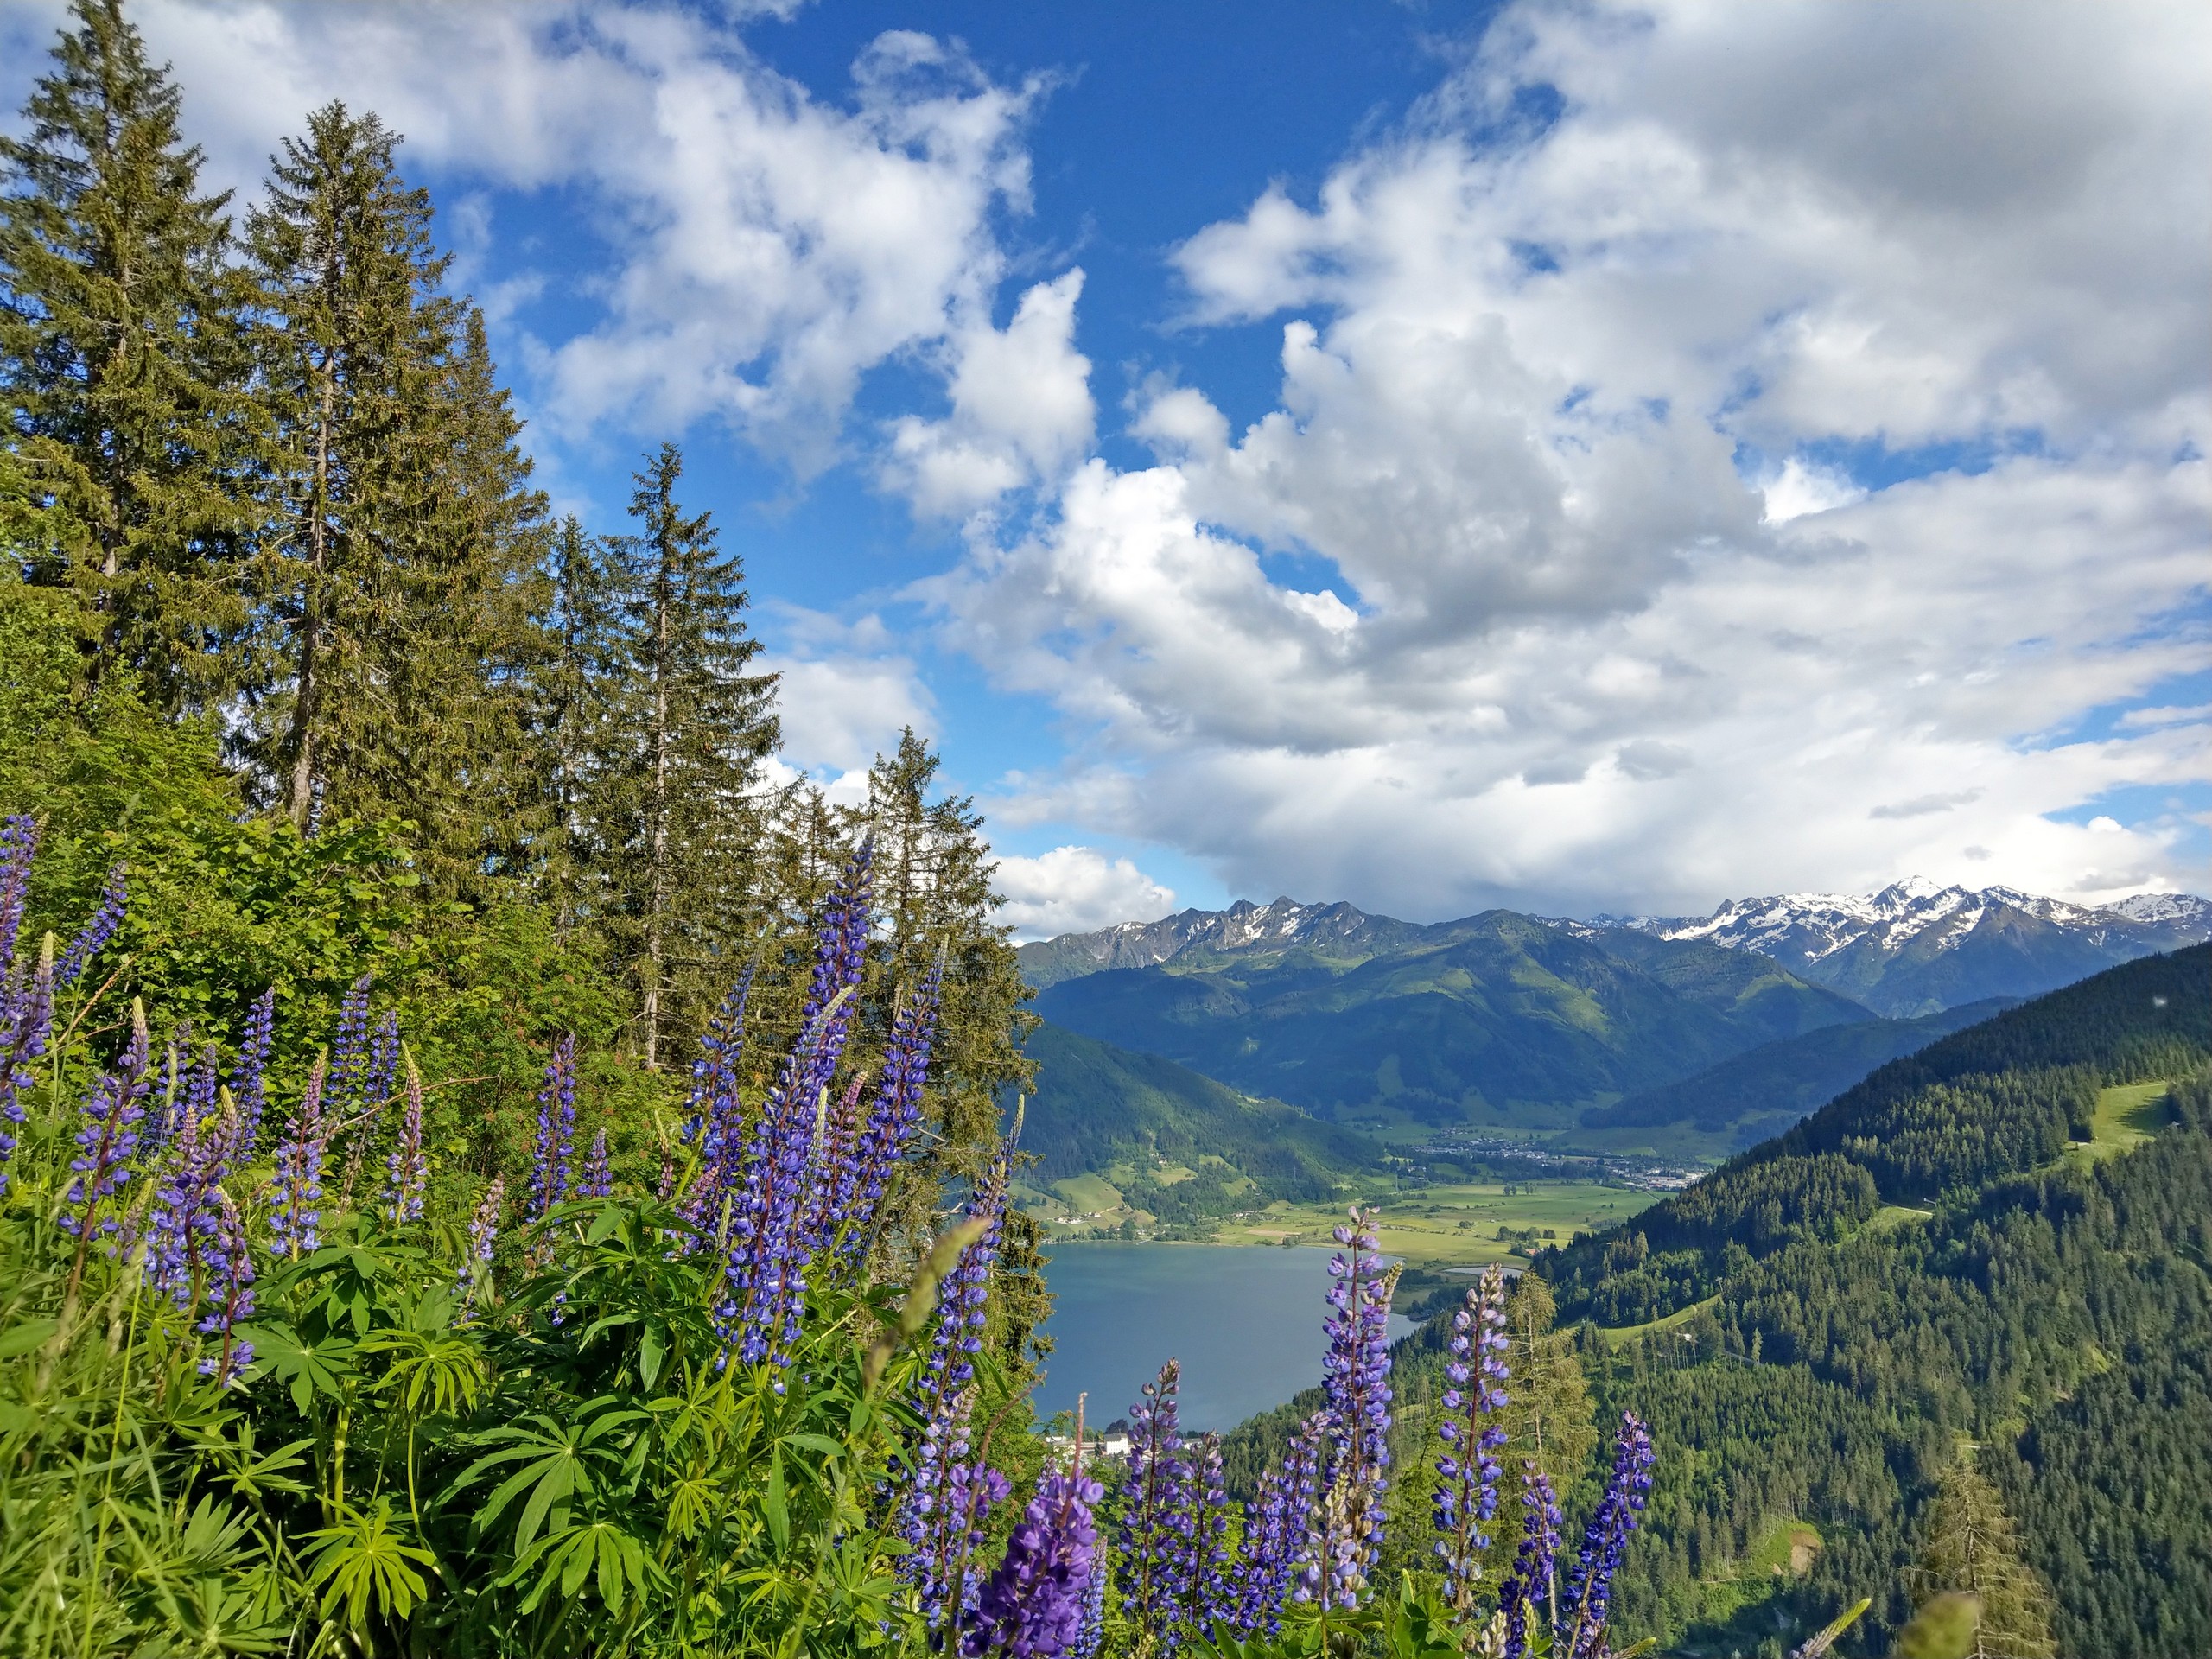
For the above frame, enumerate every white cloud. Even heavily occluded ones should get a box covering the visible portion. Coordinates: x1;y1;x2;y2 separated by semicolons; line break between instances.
0;0;1045;471
756;639;932;778
933;0;2212;915
882;270;1096;518
991;846;1176;941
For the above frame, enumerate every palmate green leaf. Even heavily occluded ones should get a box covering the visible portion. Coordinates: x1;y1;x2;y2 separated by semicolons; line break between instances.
237;1322;356;1413
500;1518;664;1618
303;1499;434;1630
0;1316;59;1357
453;1402;645;1554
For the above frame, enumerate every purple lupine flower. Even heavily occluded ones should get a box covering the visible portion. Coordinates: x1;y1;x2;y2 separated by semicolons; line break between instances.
383;1054;427;1224
1310;1207;1395;1612
63;1001;153;1241
1498;1465;1563;1659
581;1128;613;1198
196;1191;256;1386
1433;1264;1511;1610
531;1034;577;1217
0;821;53;1190
1071;1535;1107;1659
1559;1414;1656;1659
964;1467;1105;1658
365;1011;400;1114
327;976;374;1111
54;861;126;989
807;1070;870;1256
718;842;874;1372
145;1080;238;1309
1168;1433;1236;1645
899;1157;1013;1627
459;1179;504;1313
228;988;276;1156
684;969;753;1191
1116;1358;1186;1648
1236;1413;1324;1635
267;1058;328;1260
837;963;942;1265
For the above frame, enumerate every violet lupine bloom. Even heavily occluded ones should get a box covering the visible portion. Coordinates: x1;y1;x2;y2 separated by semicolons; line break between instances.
458;1179;505;1313
684;969;753;1189
963;1467;1105;1659
196;1191;256;1385
228;988;276;1156
366;1011;400;1112
0;820;54;1191
146;1086;239;1308
531;1034;577;1217
580;1128;613;1199
718;842;874;1371
1310;1207;1395;1612
1236;1413;1324;1634
836;963;942;1264
63;1002;153;1240
806;1071;870;1255
267;1058;328;1260
54;861;126;989
383;1057;428;1224
1433;1264;1511;1610
1498;1465;1563;1659
899;1159;1011;1628
1116;1358;1185;1648
1559;1413;1656;1659
1071;1541;1107;1659
1168;1433;1236;1645
327;976;374;1110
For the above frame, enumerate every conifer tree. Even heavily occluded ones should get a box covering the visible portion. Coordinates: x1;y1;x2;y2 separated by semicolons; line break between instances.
536;513;620;929
600;443;777;1068
0;0;252;709
242;103;549;879
1910;1456;2057;1659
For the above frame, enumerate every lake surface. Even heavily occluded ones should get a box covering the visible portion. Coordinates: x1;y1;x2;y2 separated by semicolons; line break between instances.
1032;1243;1419;1431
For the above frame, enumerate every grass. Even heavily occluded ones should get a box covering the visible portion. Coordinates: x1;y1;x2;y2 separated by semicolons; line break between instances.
2074;1080;2172;1164
1597;1294;1720;1349
1867;1203;1933;1231
1047;1173;1124;1215
1212;1179;1649;1266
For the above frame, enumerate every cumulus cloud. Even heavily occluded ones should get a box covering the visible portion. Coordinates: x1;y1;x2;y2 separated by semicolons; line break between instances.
933;0;2211;915
990;846;1176;941
882;270;1096;518
0;0;1043;470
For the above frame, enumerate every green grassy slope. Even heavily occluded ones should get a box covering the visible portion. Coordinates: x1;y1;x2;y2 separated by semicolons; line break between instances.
1034;911;1868;1128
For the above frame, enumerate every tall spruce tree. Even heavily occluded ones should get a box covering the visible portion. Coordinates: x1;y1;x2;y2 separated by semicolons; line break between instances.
601;443;777;1069
1911;1457;2058;1659
0;0;252;709
536;512;620;930
242;102;549;880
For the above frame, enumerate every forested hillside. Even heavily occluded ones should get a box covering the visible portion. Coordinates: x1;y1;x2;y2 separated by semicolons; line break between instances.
1531;944;2212;1655
1015;1021;1373;1220
1035;908;1866;1129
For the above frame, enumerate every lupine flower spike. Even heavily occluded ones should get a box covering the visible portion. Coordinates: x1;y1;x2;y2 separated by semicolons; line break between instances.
197;1191;256;1385
228;988;276;1156
1560;1413;1656;1659
64;1000;153;1241
531;1034;577;1217
718;840;874;1372
0;818;53;1190
1169;1432;1236;1645
1309;1206;1396;1612
459;1179;505;1314
900;1153;1011;1629
836;962;942;1265
581;1128;613;1198
1238;1413;1323;1633
1497;1465;1563;1659
1433;1263;1511;1611
268;1057;328;1260
55;861;126;989
1117;1357;1185;1648
964;1463;1105;1658
146;1077;239;1310
384;1050;429;1224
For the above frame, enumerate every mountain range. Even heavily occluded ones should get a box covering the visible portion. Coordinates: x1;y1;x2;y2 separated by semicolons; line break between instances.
1016;882;2210;1149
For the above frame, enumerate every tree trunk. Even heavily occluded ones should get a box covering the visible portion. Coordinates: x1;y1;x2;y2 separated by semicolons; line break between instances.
285;353;337;829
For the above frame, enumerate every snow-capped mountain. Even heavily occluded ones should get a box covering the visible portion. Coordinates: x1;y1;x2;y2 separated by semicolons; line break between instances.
1620;880;2212;1016
1016;897;1414;988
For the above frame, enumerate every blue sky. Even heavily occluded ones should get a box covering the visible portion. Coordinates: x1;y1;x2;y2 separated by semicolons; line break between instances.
5;0;2207;934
